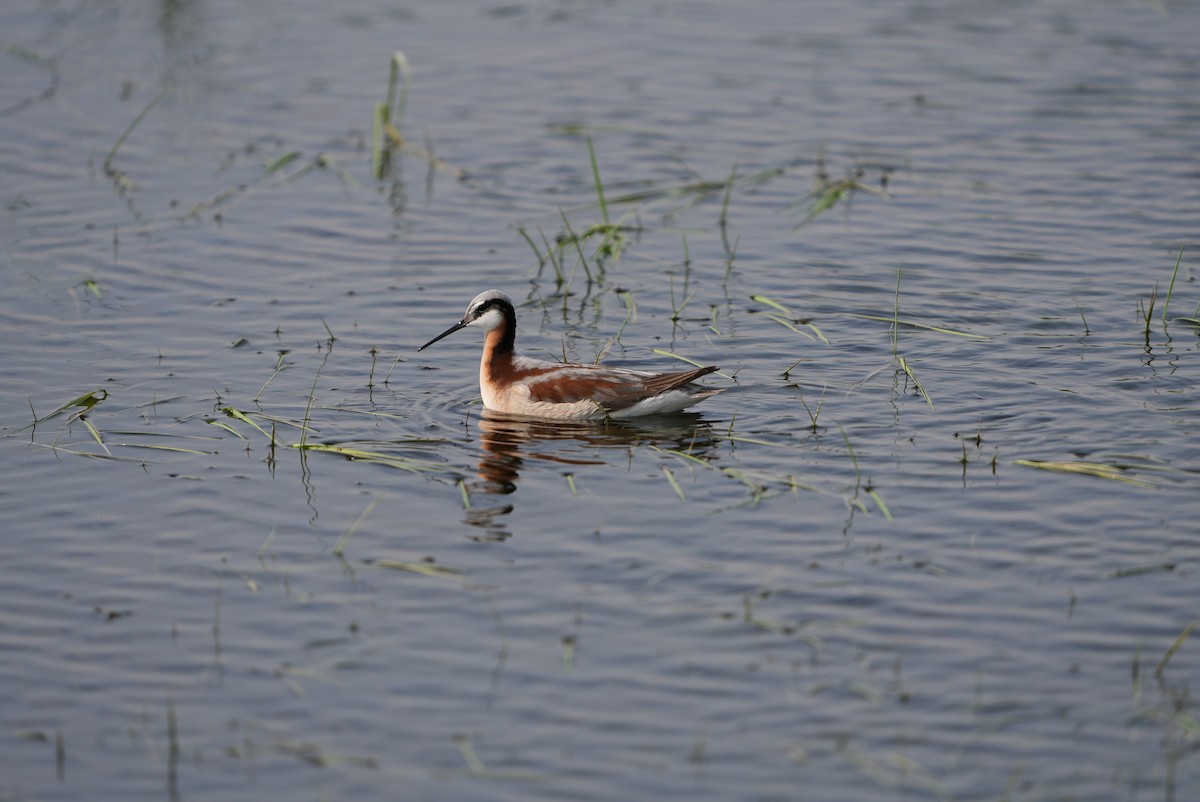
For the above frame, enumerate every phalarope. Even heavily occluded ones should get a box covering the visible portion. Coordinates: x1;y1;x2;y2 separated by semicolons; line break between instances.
418;290;722;420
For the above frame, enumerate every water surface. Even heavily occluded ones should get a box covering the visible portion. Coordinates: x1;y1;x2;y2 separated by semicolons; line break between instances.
2;1;1198;800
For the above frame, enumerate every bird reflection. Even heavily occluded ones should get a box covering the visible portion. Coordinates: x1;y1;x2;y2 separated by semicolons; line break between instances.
462;409;720;540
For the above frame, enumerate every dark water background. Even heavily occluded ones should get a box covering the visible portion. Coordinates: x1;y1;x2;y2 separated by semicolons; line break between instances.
2;1;1198;799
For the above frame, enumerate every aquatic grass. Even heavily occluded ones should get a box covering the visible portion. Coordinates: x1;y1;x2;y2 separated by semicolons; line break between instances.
649;347;708;369
895;355;934;411
185;150;311;219
844;313;989;341
594;162;783;216
333;496;382;556
1074;299;1091;334
1;44;60;117
840;746;951;801
661;465;686;501
252;350;291;402
370;559;464;579
1101;563;1177;580
548;139;642;270
27;388;108;428
557;210;594;284
27;441;127;462
561;636;576;673
650;442;825;509
839;427;893;522
115;442;216;456
103;87;167;194
372;50;412;180
220;406;275;441
517;226;548;277
798;385;826;431
611;288;637;342
291;442;447;474
1014;459;1155;488
1160;243;1186;323
1139;282;1158;341
669;277;698;323
750;294;830;344
453;734;487;776
788;157;890;227
587;136;610;227
848;266;956;410
719;162;737;253
1152;619;1200;681
258;526;279;560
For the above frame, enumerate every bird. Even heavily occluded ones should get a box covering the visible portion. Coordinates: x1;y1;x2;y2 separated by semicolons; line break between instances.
417;289;722;420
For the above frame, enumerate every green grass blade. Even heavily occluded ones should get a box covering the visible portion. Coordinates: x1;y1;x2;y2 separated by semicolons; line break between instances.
334;496;382;556
1155;617;1198;678
81;417;111;456
867;488;893;522
649;348;706;368
587;136;610;225
103;87;167;175
372;560;463;579
845;313;989;340
661;465;686;501
1014;459;1155;488
1161;242;1186;322
221;407;273;440
750;294;794;316
897;356;935;410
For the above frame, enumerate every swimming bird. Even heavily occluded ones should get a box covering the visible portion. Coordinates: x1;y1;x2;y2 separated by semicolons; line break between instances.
418;289;722;420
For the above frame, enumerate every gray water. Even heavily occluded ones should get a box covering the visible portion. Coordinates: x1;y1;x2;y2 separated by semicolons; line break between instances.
2;1;1198;800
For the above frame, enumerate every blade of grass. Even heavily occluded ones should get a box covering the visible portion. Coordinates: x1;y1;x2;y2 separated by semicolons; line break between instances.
103;87;167;178
221;407;274;440
661;465;686;501
845;313;989;340
897;356;935;410
453;735;487;776
80;417;111;456
1154;617;1198;678
587;136;609;225
334;496;382;556
373;560;463;579
1161;242;1186;323
292;443;446;473
1014;459;1155;488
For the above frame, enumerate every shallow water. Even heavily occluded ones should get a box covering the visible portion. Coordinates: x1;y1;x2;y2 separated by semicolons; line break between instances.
2;0;1198;800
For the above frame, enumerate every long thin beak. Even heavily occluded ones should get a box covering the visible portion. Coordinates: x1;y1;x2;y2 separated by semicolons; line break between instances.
418;319;468;351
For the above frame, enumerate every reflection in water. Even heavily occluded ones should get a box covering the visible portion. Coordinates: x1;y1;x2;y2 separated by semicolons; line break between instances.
464;410;721;540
